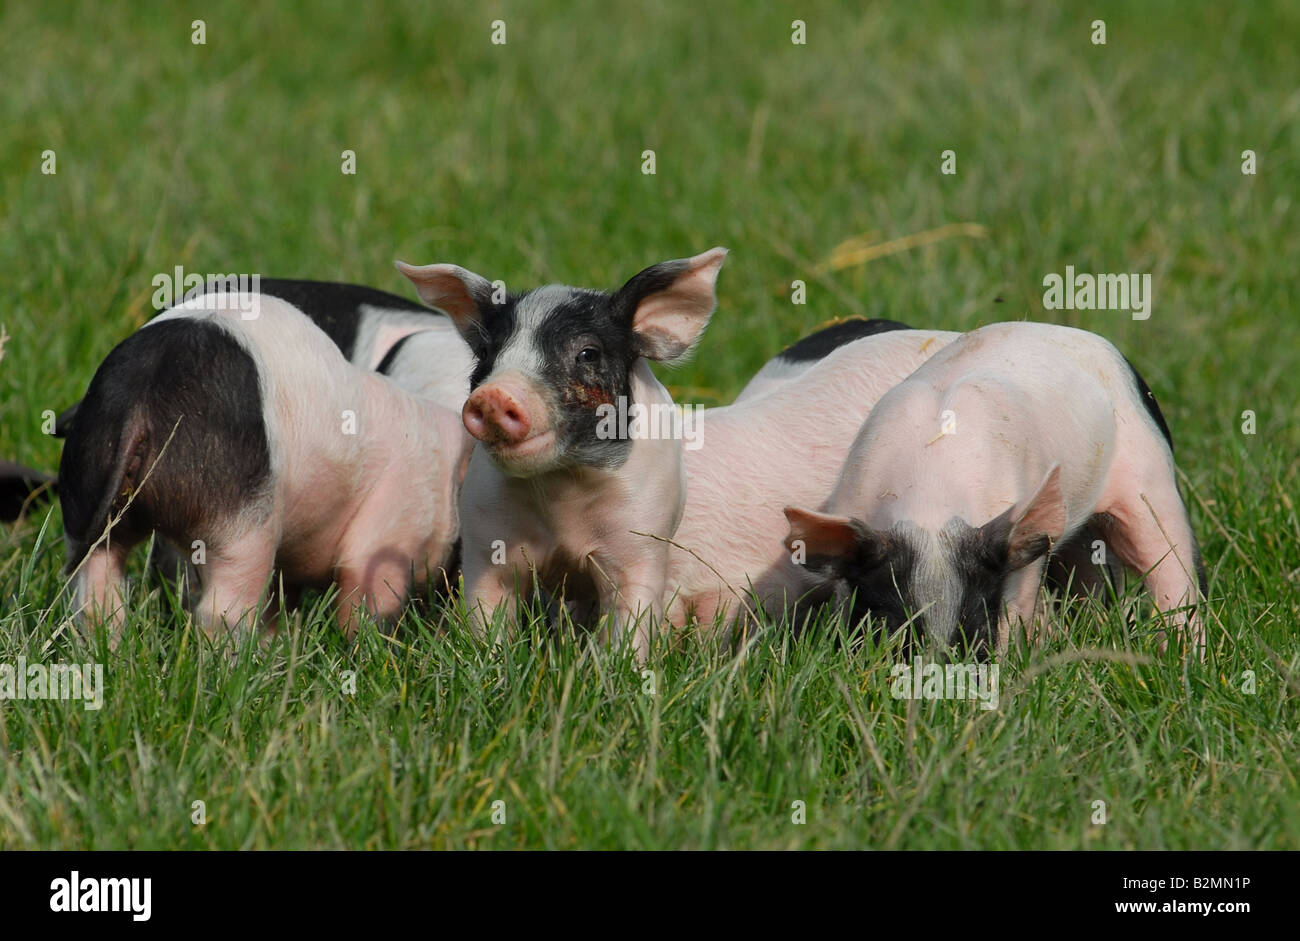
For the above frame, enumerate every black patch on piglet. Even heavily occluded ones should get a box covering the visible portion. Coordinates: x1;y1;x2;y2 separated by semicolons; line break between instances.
1122;355;1173;451
375;331;417;376
460;296;522;388
833;528;920;640
59;319;271;568
531;292;639;469
838;519;1009;658
254;279;429;362
776;318;914;363
54;280;437;438
948;520;1011;656
462;286;640;470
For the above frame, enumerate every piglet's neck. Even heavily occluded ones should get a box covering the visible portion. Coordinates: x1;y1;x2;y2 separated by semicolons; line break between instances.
366;376;468;570
628;356;687;465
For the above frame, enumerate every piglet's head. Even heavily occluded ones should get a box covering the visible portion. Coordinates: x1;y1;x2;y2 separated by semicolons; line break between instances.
783;466;1067;654
397;248;726;477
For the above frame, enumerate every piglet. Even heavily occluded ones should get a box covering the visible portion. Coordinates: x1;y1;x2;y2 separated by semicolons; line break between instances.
396;251;730;659
784;321;1207;656
663;325;960;631
59;290;473;645
728;319;1124;616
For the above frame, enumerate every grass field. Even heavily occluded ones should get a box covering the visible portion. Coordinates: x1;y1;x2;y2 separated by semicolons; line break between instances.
1;0;1297;849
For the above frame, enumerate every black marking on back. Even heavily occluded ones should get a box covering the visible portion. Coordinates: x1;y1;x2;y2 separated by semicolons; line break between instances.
59;319;271;567
249;279;431;361
375;331;419;376
1122;355;1173;452
776;318;914;364
55;280;430;438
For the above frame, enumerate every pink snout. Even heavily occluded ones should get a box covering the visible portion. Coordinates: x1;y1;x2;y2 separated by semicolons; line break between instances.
463;378;545;446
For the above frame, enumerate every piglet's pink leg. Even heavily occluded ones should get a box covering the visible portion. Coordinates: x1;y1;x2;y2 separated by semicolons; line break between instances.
192;527;278;646
1100;483;1205;657
460;552;525;645
336;547;414;641
73;540;134;649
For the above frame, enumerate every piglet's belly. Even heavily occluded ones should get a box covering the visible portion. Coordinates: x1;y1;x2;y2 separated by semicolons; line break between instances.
271;464;365;581
272;520;349;583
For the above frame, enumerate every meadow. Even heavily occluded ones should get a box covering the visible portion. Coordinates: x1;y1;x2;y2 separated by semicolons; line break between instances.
0;0;1297;849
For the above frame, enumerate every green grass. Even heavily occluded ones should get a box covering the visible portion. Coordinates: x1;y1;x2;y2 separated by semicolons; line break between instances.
1;0;1298;849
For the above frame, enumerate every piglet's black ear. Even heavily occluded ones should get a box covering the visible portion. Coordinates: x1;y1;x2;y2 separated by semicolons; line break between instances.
395;261;495;341
617;247;727;365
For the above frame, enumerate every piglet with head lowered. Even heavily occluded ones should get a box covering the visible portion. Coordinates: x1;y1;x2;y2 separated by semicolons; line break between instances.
60;289;474;645
661;320;961;632
784;321;1207;657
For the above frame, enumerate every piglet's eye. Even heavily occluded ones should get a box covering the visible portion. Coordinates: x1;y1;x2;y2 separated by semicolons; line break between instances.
577;347;601;364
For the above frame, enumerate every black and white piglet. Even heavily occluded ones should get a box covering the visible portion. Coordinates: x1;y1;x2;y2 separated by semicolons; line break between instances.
785;321;1207;655
60;288;473;644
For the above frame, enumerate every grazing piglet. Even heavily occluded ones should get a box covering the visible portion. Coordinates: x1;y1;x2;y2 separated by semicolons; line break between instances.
59;291;473;645
784;321;1207;656
662;325;960;631
736;320;1126;609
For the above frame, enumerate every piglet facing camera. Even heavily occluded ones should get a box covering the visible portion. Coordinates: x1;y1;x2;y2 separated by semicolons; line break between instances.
785;321;1207;658
398;248;726;477
398;249;728;660
400;256;969;657
59;290;472;646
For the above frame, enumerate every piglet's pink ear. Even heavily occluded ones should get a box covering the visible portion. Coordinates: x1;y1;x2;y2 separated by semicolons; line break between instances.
617;247;727;365
784;506;862;560
395;261;495;339
1006;464;1068;570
